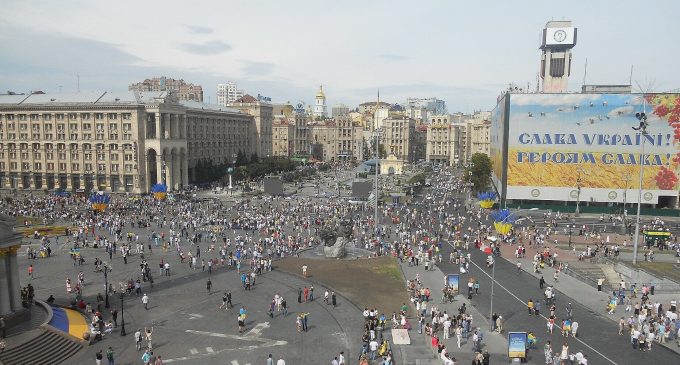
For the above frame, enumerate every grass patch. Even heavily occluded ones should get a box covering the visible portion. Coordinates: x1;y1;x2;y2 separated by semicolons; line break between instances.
372;259;404;282
636;262;680;283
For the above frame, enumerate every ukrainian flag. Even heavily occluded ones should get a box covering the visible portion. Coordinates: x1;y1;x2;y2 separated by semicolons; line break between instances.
49;305;89;339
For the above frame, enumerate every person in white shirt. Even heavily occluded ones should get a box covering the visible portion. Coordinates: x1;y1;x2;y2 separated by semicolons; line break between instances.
369;339;379;360
276;357;286;365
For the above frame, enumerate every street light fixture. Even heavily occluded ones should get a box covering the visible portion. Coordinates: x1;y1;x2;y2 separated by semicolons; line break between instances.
119;292;126;336
103;264;110;308
574;168;584;217
632;111;649;265
374;128;382;237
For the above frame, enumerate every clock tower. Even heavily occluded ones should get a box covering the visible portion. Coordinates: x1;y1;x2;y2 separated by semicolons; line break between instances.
540;21;577;93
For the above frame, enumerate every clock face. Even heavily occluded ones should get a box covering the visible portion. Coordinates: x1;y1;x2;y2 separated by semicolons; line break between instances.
553;30;567;42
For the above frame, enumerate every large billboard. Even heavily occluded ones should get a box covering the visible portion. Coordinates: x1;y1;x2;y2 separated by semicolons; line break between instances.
505;93;680;204
490;94;508;199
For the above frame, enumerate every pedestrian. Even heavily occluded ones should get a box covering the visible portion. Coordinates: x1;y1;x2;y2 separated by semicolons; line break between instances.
227;291;233;309
106;346;115;365
238;314;245;334
28;264;34;279
309;285;314;301
297;288;302;303
539;276;545;289
338;351;345;365
142;294;149;310
96;349;103;365
110;309;118;328
144;327;154;350
276;357;286;365
206;278;212;294
267;354;274;365
135;329;142;351
331;291;337;307
302;264;308;277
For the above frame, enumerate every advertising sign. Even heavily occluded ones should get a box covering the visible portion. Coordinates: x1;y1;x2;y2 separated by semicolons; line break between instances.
508;332;527;358
445;274;459;295
505;93;680;204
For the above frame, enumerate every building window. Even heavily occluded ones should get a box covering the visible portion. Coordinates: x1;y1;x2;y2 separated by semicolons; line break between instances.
82;113;91;120
122;113;131;120
95;113;104;120
72;163;80;171
108;113;117;120
111;164;119;172
59;163;66;171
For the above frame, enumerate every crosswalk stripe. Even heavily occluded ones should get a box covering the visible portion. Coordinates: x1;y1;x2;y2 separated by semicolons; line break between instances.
231;361;239;365
189;348;198;354
205;347;214;353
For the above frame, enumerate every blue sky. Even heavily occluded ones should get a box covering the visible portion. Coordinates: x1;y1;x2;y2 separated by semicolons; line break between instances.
1;0;678;112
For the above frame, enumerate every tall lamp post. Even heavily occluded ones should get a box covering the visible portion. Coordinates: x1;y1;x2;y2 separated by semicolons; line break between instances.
103;264;110;308
489;207;537;330
632;111;649;265
574;169;583;217
374;129;382;237
119;293;126;336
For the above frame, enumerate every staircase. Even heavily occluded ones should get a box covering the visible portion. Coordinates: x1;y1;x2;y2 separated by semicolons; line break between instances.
0;328;83;365
565;261;611;291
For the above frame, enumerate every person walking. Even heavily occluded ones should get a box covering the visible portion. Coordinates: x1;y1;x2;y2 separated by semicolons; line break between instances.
28;264;34;280
206;278;212;294
142;294;149;310
95;349;103;365
106;346;115;365
302;264;308;277
134;329;143;351
267;354;274;365
276;357;286;365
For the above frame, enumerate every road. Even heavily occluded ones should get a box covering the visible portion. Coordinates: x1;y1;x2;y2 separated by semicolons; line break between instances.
421;179;679;364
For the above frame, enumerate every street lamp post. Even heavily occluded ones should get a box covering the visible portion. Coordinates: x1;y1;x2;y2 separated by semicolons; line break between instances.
374;129;382;237
575;171;583;217
119;293;126;336
632;111;649;265
568;224;574;248
103;265;110;308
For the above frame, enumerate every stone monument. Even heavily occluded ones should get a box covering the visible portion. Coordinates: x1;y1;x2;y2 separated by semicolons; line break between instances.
320;217;353;258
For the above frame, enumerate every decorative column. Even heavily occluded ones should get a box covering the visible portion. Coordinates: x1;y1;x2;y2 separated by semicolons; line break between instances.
0;249;11;315
7;245;21;311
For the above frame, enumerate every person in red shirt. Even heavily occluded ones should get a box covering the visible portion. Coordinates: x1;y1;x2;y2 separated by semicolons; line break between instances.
28;265;34;279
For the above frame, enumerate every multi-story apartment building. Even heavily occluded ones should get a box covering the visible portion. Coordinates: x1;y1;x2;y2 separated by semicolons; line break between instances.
426;123;454;165
129;77;203;102
381;116;416;162
229;95;273;158
272;116;294;157
0;91;255;193
470;119;491;156
217;81;245;106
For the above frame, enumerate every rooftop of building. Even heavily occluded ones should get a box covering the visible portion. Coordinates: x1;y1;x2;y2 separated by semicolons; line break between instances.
0;91;168;106
0;91;246;115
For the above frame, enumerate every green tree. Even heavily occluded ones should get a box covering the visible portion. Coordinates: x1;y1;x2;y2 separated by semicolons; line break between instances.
236;150;249;166
379;144;387;159
250;152;259;164
466;153;492;192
